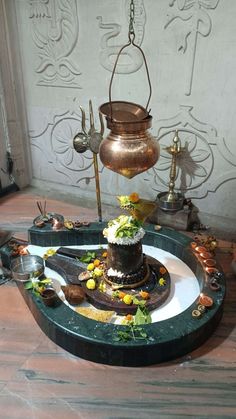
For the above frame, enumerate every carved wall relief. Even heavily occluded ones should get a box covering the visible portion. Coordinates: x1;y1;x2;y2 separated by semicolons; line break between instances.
217;136;236;167
149;105;236;198
30;100;94;186
97;0;146;73
165;0;220;96
29;0;81;88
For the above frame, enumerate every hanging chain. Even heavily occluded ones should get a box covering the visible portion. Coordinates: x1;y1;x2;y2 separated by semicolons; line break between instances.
128;0;135;39
109;0;152;111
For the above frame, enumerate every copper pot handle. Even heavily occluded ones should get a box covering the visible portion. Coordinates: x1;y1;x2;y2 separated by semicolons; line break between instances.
108;35;152;121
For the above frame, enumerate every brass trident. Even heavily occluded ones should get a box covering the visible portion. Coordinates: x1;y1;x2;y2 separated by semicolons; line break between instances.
73;100;104;222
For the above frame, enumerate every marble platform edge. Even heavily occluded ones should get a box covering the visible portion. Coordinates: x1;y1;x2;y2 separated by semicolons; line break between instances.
16;224;226;367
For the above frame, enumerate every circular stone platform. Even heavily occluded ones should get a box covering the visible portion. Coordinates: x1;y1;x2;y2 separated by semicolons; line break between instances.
18;223;225;366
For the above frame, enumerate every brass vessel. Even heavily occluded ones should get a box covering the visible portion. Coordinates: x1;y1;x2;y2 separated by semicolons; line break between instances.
99;116;159;179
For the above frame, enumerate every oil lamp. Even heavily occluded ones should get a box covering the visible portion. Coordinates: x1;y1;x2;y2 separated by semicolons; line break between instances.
158;130;185;211
99;0;159;178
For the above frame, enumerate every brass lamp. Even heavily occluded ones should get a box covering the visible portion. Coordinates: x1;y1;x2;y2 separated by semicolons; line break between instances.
158;130;185;212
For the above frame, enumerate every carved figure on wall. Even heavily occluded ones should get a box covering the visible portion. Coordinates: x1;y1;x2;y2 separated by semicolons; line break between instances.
165;0;220;95
97;0;146;73
29;0;81;88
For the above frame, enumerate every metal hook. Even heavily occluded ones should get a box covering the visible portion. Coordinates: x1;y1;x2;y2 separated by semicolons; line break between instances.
108;39;152;120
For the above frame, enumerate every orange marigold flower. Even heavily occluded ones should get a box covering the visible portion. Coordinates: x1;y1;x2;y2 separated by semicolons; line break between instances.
125;314;133;322
118;291;126;300
129;192;140;203
139;290;150;300
159;267;166;274
93;259;101;267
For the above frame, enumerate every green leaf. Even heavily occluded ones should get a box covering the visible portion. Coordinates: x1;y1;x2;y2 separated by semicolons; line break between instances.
134;306;152;325
133;297;146;306
80;251;96;263
24;281;33;290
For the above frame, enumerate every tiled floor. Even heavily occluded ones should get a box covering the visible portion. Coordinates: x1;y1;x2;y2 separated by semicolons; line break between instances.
0;189;235;418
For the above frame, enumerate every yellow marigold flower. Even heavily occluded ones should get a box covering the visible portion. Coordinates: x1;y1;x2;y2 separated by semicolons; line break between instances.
86;278;96;290
102;251;107;258
129;192;140;203
93;267;103;278
99;281;106;292
123;294;133;305
43;248;56;259
47;248;56;256
159;277;166;286
87;263;95;271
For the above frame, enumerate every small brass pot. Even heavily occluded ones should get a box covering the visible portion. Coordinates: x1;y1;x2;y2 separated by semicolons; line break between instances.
99;115;159;179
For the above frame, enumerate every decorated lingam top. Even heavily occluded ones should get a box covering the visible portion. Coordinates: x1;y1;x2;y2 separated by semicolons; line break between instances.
103;214;145;245
103;192;156;245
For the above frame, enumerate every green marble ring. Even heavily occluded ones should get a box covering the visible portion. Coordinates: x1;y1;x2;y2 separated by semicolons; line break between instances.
18;223;226;366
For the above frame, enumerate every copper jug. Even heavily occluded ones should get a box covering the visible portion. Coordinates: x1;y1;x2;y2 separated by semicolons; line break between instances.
99;32;159;178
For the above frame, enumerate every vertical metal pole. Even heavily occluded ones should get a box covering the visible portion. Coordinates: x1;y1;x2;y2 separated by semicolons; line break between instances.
93;152;102;222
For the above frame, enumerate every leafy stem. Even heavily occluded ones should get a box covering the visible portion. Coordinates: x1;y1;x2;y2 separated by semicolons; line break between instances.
113;306;152;342
113;324;148;342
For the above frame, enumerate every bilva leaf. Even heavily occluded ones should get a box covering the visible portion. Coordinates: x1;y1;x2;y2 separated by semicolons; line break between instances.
134;306;152;325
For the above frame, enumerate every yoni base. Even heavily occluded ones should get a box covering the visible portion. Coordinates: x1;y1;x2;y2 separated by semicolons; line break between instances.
82;255;171;315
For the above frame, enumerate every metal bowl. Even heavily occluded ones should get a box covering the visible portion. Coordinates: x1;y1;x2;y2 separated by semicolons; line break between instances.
157;192;184;212
33;212;64;227
11;255;44;282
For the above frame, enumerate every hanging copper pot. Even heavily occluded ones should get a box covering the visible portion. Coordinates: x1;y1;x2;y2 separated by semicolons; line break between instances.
99;29;159;179
99;115;159;179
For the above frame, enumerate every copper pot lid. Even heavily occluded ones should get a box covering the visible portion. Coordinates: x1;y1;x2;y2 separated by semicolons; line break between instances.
99;101;149;122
